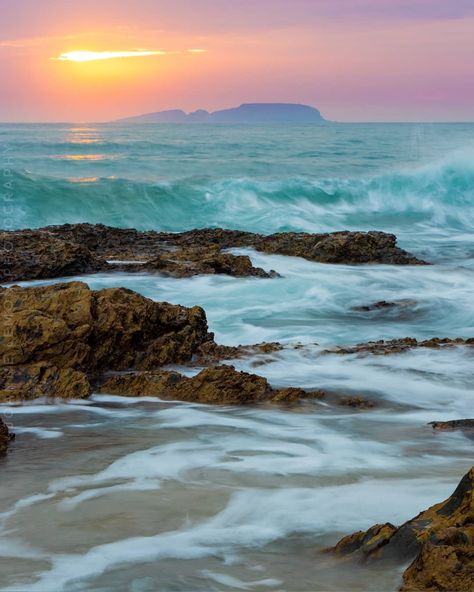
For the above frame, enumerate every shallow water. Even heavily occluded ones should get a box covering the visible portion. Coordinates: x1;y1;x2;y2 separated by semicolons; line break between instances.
1;123;474;591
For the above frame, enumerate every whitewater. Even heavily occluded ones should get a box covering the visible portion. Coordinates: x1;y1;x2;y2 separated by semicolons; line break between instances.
0;122;473;591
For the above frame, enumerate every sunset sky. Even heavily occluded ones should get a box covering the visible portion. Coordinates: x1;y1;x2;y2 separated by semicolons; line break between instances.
1;0;473;122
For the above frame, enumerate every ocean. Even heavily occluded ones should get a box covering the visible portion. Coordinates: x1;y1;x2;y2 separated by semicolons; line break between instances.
0;122;473;591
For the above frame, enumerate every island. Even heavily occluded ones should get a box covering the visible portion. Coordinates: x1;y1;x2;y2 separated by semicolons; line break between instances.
113;103;326;123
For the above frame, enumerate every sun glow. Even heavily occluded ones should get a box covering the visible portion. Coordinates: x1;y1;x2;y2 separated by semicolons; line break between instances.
53;50;165;62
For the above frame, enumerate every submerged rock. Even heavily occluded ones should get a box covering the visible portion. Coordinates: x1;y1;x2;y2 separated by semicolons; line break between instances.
99;365;322;405
0;282;211;400
329;466;474;591
351;299;417;312
430;420;474;440
0;224;427;283
0;418;14;455
326;337;474;356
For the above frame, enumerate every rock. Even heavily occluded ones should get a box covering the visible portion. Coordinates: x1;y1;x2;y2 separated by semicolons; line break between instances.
192;341;283;365
401;533;474;591
326;337;474;356
430;420;474;440
0;230;104;283
1;225;426;283
336;396;376;409
142;246;278;278
328;467;474;592
0;417;14;455
257;231;427;265
0;282;212;399
0;363;91;402
99;365;324;406
352;300;417;312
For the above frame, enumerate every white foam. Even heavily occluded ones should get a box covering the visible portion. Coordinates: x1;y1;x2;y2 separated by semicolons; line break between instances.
2;475;461;592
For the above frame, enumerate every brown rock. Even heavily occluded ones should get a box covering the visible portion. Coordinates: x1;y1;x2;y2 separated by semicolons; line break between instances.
326;337;474;356
401;536;474;591
0;417;14;455
430;420;474;440
0;230;104;283
143;246;278;278
0;282;212;399
337;396;376;409
5;224;426;276
257;230;427;265
193;341;283;365
99;365;325;406
329;467;474;592
0;363;91;402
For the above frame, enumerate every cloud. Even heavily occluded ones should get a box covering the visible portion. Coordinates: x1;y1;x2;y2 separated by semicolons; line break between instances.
52;50;168;62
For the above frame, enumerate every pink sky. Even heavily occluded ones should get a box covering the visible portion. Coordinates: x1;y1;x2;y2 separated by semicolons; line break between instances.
1;0;473;122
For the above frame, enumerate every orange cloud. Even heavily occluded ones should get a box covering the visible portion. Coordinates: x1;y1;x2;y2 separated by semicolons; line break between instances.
52;50;167;62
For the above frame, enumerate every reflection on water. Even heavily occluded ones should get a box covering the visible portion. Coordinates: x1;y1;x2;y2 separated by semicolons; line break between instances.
56;154;106;161
68;176;99;183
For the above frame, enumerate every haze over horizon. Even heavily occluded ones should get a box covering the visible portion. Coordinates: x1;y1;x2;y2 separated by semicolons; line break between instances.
1;0;474;123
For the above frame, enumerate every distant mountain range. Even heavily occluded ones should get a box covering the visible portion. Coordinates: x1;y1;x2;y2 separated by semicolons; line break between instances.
114;103;326;123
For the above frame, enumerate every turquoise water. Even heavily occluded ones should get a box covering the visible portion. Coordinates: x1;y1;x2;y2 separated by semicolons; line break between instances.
2;123;474;261
0;123;473;592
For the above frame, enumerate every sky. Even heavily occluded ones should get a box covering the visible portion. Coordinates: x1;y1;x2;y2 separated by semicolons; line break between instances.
1;0;473;122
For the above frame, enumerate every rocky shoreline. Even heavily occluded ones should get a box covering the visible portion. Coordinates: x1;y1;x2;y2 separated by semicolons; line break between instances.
1;225;472;591
328;467;474;592
1;223;427;283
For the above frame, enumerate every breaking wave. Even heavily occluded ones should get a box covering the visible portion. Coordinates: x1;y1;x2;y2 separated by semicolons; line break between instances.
8;151;474;239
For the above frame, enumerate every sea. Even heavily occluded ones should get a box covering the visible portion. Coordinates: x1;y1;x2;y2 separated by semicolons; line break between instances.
0;122;473;591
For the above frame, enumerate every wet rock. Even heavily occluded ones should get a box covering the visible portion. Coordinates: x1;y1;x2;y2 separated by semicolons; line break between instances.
0;417;14;455
99;365;323;406
192;341;283;365
141;246;278;278
430;420;474;440
352;300;417;312
3;224;426;282
0;282;212;399
329;466;474;591
0;230;104;283
256;231;427;265
0;363;91;402
326;337;474;356
336;396;376;409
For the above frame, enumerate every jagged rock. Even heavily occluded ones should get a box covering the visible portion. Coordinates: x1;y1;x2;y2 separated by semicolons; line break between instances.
1;225;426;285
430;420;474;440
99;365;323;406
141;246;278;278
326;337;474;356
192;341;283;365
329;467;474;592
0;363;91;402
0;417;14;455
256;231;426;265
0;230;104;283
0;282;212;399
